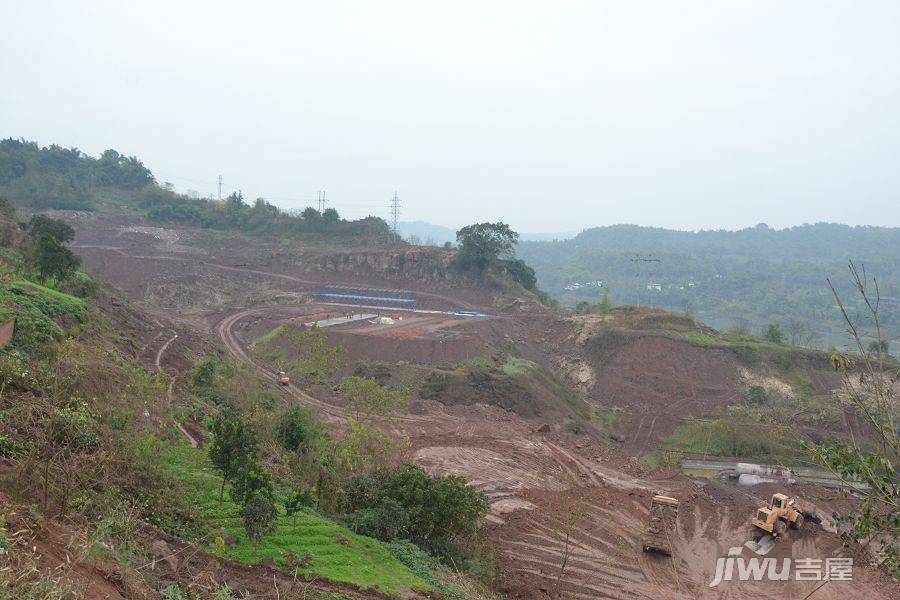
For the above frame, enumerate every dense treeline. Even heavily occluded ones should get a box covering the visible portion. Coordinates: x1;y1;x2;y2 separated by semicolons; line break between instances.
516;224;900;339
0;138;393;240
139;186;392;240
0;138;153;210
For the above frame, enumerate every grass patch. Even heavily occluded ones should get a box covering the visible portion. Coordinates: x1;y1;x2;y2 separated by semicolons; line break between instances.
459;356;492;371
640;452;661;469
0;280;87;348
501;356;536;375
679;332;722;347
160;443;430;595
252;324;288;349
387;540;497;600
662;415;803;463
594;406;623;430
9;280;84;306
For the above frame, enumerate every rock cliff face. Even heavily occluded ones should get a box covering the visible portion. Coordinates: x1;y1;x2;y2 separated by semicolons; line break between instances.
301;247;469;285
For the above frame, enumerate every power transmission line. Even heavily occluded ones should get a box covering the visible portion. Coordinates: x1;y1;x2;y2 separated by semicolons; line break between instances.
389;191;401;236
629;255;661;307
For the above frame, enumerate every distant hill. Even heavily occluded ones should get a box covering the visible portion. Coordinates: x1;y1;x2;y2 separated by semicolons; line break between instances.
516;223;900;344
397;221;456;245
398;220;577;246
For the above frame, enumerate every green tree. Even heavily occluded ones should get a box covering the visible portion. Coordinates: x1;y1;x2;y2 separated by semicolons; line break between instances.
27;214;75;243
208;406;258;502
763;322;785;344
339;376;407;422
337;418;408;474
23;215;80;283
301;207;321;227
322;207;340;223
27;235;80;283
598;290;613;315
288;325;345;383
380;464;490;553
240;493;277;542
224;191;245;210
190;355;221;389
455;222;519;270
284;487;316;525
229;459;273;505
274;405;323;453
743;385;768;405
340;473;381;513
504;258;537;290
353;498;409;542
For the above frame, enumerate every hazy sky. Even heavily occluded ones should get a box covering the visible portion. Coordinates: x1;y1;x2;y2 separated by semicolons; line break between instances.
2;1;899;232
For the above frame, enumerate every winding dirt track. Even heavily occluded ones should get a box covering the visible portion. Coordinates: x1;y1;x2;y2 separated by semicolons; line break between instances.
216;306;459;426
152;330;198;447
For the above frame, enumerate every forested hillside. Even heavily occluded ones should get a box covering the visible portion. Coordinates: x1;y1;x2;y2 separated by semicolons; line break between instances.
0;138;392;241
516;224;900;344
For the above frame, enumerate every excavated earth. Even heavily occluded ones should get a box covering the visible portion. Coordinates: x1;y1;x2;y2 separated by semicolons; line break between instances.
55;211;897;599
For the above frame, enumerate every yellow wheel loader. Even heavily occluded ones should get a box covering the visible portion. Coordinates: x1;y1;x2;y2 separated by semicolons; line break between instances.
751;492;819;538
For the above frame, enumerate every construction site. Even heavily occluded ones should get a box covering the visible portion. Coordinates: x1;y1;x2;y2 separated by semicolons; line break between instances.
60;212;896;599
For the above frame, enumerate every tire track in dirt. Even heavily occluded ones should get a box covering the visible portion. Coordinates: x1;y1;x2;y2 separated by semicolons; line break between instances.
152;330;198;447
155;332;178;372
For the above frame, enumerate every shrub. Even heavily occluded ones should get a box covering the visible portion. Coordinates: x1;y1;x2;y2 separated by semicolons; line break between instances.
353;498;409;542
241;493;277;542
274;405;323;453
0;434;23;458
340;473;381;513
503;259;537;290
229;460;273;505
744;385;768;405
60;271;97;298
190;355;222;390
0;349;39;391
419;372;449;400
381;464;490;553
763;322;786;344
161;584;191;600
353;361;392;386
46;401;99;451
284;487;316;523
208;405;258;500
